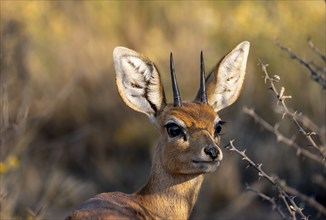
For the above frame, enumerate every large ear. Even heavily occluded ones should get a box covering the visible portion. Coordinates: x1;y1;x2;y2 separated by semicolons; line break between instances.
201;41;250;112
113;47;166;118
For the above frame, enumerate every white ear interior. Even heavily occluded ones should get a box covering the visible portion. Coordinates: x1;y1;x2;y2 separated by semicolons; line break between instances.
113;47;166;118
206;41;250;112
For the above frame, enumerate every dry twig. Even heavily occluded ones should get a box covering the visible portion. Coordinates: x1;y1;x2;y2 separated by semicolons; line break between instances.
307;38;326;63
274;106;325;144
259;61;326;160
243;106;326;168
226;140;308;220
274;39;326;90
282;184;326;216
1;84;9;131
246;185;287;220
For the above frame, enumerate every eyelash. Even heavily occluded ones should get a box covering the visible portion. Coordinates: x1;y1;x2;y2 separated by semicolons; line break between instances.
165;120;225;140
165;122;187;141
214;121;225;137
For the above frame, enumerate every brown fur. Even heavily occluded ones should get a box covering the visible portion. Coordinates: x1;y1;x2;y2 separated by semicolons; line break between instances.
66;103;220;220
66;42;249;219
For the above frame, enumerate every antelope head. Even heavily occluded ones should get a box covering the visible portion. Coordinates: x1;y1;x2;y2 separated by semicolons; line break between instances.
113;42;250;176
65;42;250;220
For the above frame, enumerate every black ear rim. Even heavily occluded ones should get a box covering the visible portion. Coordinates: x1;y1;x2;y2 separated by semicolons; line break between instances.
113;47;168;118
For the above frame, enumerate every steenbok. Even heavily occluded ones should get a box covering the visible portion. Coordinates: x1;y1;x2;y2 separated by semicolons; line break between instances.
66;41;250;219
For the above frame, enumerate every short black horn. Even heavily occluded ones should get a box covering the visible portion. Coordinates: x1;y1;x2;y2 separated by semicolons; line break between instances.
200;51;208;103
170;52;182;107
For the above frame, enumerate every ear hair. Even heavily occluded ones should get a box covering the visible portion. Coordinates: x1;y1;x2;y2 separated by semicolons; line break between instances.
113;47;166;119
202;41;250;112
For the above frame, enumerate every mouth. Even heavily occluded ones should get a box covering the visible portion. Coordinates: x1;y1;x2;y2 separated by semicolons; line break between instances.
192;160;220;173
192;160;218;164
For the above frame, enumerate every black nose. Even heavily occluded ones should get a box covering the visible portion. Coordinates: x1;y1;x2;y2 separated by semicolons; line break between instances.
204;146;219;160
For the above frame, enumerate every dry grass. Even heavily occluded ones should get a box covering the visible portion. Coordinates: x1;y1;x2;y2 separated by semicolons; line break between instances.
1;1;325;219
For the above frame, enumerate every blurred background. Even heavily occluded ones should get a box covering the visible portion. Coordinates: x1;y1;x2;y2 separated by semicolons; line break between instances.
1;1;325;219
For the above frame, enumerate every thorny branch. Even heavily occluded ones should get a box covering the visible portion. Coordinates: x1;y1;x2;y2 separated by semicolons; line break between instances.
274;106;325;144
282;184;326;216
228;140;326;217
259;61;326;160
246;185;287;220
307;37;326;63
243;106;326;168
274;39;326;90
226;140;308;220
233;41;326;219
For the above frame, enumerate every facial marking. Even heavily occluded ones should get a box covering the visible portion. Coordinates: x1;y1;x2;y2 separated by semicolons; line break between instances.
161;102;218;135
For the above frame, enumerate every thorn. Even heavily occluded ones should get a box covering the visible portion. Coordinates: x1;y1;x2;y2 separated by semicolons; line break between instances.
279;87;285;98
310;132;316;136
293;111;298;116
273;75;280;81
290;205;296;211
276;135;281;142
283;95;292;100
245;183;250;189
223;143;231;149
296;149;302;156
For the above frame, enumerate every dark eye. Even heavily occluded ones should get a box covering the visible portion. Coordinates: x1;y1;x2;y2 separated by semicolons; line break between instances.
214;123;222;136
165;123;184;138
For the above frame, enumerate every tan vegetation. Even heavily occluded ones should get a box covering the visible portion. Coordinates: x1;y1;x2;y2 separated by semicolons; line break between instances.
1;1;325;219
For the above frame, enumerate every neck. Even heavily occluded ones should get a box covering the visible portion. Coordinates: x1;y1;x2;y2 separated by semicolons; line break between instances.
135;141;204;219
